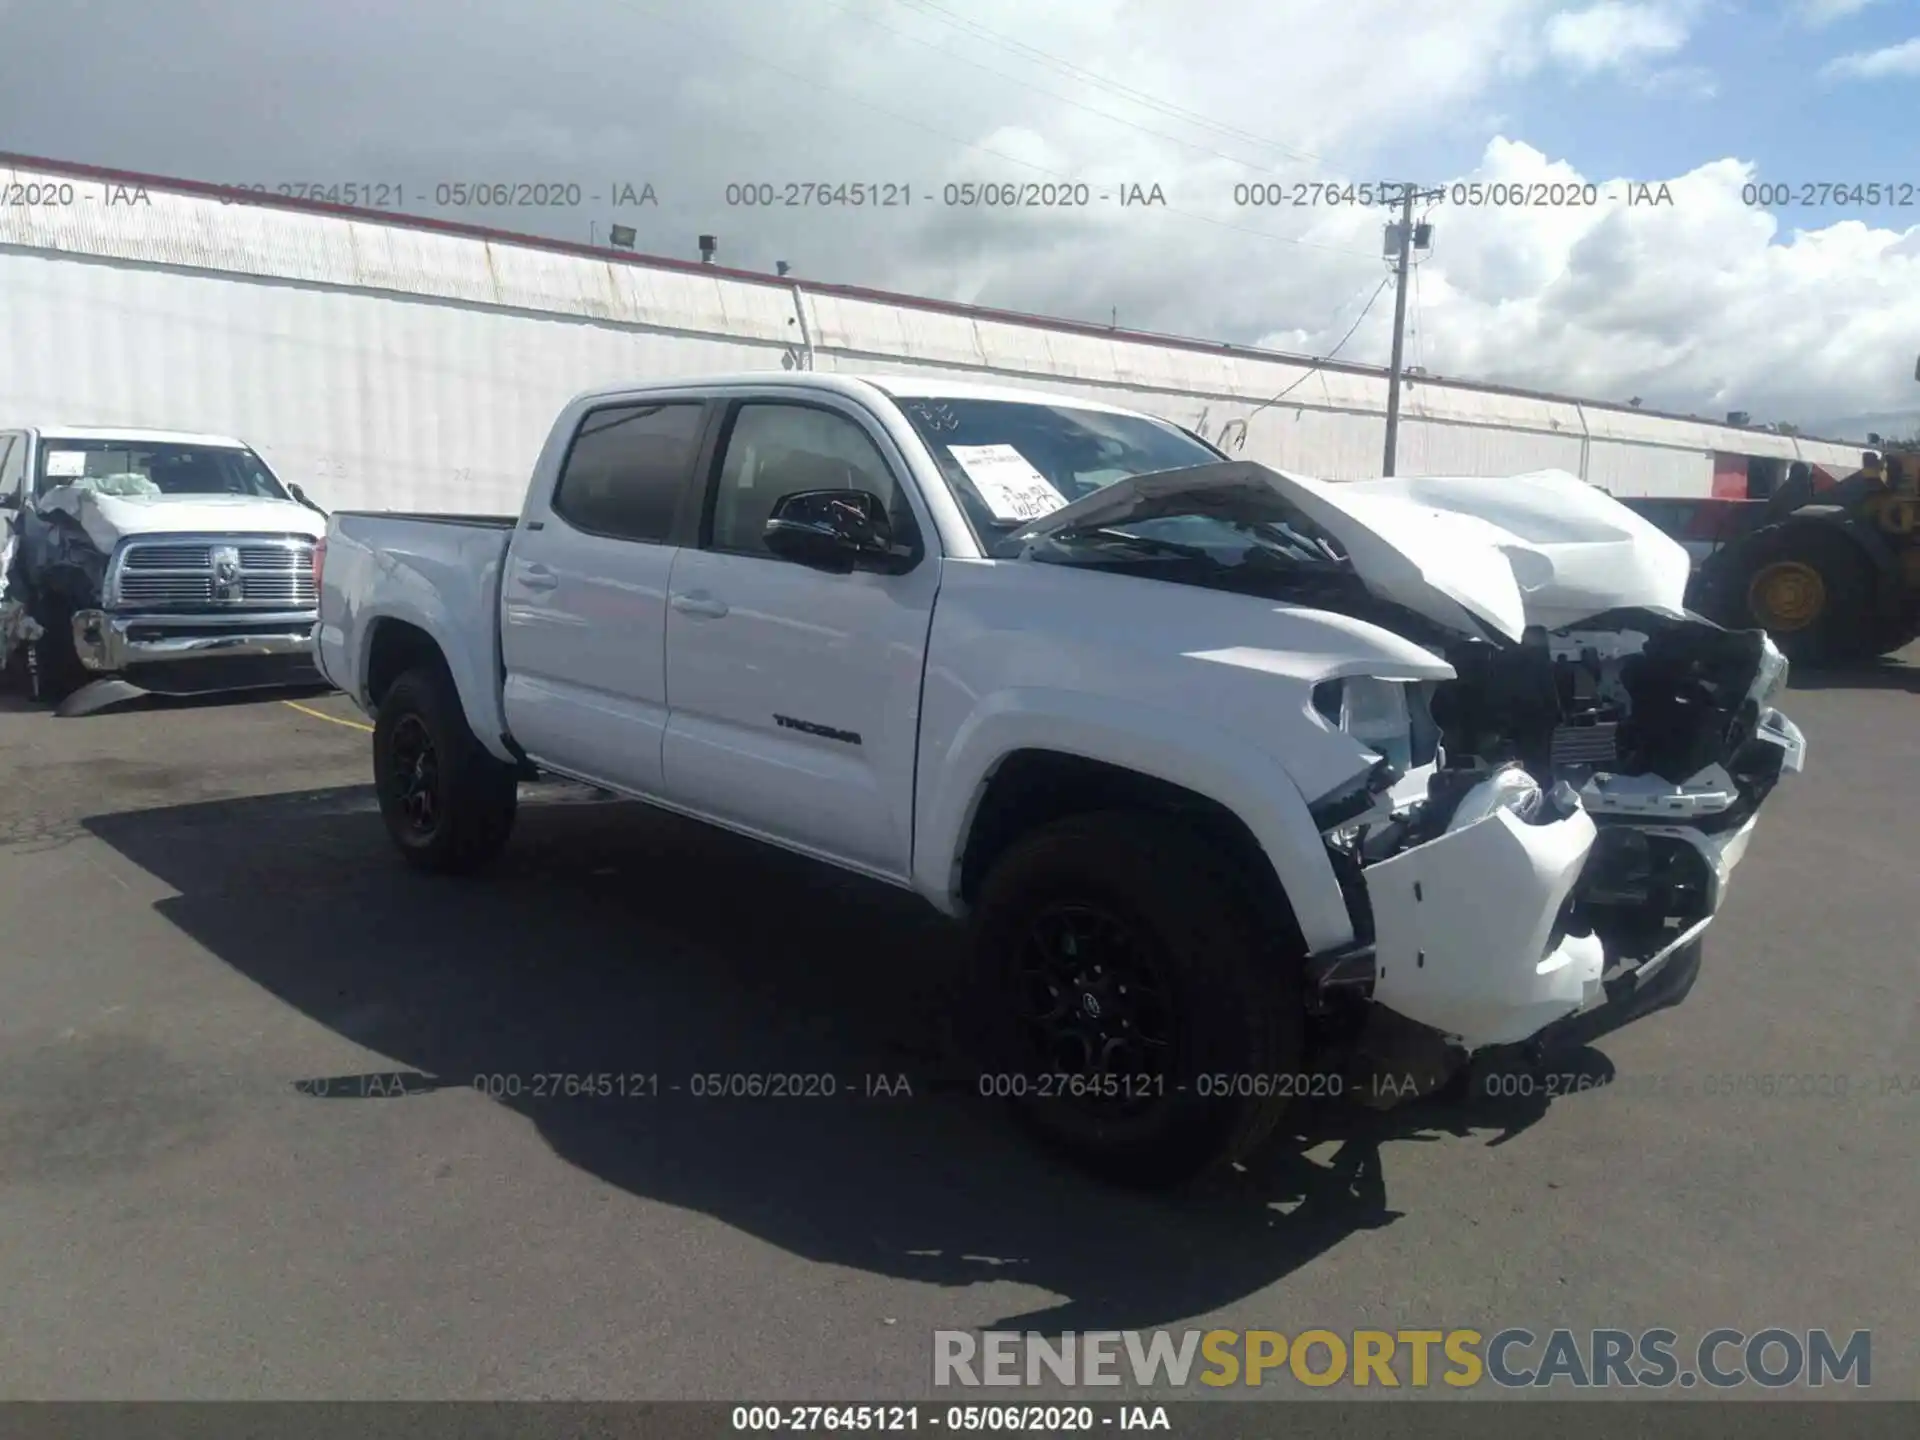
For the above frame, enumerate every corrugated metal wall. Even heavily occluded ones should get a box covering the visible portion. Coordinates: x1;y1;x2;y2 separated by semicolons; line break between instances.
0;159;1867;513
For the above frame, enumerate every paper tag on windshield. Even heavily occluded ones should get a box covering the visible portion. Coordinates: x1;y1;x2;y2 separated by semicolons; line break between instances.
947;444;1066;524
44;450;88;478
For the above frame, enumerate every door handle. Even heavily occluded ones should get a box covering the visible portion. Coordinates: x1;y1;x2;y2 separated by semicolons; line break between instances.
671;591;729;619
519;564;558;591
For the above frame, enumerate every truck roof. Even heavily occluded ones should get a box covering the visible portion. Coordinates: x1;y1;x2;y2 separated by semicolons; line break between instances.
32;424;252;448
574;372;1155;419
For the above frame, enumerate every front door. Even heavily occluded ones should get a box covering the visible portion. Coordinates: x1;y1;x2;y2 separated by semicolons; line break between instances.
661;397;940;880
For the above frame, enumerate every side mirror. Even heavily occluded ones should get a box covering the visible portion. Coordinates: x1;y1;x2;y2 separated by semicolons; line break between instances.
763;489;911;573
287;481;328;518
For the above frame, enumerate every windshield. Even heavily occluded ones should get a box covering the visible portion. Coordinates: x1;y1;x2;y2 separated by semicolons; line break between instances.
897;397;1223;553
35;440;290;500
896;396;1351;577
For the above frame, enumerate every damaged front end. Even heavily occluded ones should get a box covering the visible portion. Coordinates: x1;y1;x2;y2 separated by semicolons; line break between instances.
1307;611;1804;1090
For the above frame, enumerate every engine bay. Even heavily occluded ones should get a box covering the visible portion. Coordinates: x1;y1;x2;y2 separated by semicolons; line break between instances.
1314;608;1803;1043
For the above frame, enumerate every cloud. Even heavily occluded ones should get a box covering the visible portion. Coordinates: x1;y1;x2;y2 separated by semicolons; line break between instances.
1544;3;1690;73
0;0;1912;439
1821;36;1920;78
1795;0;1884;26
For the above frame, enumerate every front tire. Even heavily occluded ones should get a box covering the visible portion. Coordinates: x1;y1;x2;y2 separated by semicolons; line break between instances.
24;593;90;704
372;665;518;874
971;812;1303;1190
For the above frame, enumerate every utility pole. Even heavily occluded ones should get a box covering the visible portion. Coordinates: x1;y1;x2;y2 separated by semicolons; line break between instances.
1381;183;1444;475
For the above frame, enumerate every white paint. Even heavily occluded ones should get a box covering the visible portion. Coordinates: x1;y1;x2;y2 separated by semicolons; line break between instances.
1367;804;1607;1048
39;487;323;554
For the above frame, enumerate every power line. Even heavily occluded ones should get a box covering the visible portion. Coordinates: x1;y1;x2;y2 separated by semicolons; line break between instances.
817;0;1308;173
628;0;1376;260
1238;275;1393;421
887;0;1323;164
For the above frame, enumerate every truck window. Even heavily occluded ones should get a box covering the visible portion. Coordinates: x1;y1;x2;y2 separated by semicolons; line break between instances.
31;441;289;499
0;434;22;506
707;402;917;557
552;402;704;543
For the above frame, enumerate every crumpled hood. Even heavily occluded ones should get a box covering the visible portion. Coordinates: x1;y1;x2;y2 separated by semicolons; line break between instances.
1334;470;1693;631
1011;461;1693;642
40;488;325;554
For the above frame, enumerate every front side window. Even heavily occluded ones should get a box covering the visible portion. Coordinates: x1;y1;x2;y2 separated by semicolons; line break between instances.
35;441;289;500
708;402;917;557
896;396;1221;553
552;402;705;543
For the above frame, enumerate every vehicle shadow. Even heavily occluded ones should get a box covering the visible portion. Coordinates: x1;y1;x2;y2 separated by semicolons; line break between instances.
82;786;1578;1332
53;679;337;718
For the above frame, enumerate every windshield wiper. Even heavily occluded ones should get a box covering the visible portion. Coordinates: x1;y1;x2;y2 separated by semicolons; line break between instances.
1048;527;1221;562
1237;520;1347;566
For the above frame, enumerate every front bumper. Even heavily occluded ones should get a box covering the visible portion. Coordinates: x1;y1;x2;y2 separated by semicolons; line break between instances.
72;609;320;683
1319;708;1802;1054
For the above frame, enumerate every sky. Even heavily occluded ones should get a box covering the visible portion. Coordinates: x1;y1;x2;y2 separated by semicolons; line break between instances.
1;0;1915;440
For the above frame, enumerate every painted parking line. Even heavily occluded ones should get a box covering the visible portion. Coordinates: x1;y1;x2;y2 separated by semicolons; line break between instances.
282;698;373;733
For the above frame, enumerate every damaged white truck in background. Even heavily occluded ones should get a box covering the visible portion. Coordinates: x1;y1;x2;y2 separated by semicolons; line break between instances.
313;374;1807;1188
0;426;329;707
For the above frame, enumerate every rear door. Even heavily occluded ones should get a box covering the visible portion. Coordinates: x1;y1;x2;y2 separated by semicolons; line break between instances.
659;393;941;881
500;397;712;795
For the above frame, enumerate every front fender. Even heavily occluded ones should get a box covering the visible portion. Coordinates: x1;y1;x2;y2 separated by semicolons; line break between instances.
912;686;1357;953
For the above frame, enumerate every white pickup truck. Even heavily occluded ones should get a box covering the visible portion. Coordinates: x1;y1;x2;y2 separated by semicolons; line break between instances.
315;373;1806;1187
1;425;329;704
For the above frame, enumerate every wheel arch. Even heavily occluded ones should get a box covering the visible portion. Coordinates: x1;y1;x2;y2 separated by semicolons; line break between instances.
917;696;1357;955
960;750;1316;948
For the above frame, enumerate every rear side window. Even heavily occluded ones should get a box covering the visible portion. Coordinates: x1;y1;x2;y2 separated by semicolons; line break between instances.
552;402;704;542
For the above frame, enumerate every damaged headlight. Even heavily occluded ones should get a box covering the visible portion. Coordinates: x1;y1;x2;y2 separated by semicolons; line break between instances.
1311;676;1439;773
1446;766;1544;832
1750;635;1790;708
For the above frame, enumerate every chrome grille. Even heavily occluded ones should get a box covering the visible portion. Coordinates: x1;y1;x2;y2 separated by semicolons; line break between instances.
112;537;316;611
230;574;315;605
120;575;216;605
124;544;213;570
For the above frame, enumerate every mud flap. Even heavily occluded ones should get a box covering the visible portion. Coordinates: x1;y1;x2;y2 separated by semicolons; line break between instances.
1364;805;1606;1049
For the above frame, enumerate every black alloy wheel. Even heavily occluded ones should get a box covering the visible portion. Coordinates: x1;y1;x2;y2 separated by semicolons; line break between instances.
385;712;441;838
1014;900;1177;1115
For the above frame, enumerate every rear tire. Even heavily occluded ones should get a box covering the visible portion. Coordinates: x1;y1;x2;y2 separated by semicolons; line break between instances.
970;811;1303;1190
372;665;518;874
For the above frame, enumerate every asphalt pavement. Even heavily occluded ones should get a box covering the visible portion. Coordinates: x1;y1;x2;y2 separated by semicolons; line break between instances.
0;654;1915;1400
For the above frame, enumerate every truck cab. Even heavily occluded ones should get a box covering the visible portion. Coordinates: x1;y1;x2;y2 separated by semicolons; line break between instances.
0;426;327;703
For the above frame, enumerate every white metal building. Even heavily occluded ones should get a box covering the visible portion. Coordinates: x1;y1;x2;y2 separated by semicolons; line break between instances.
1;154;1869;516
